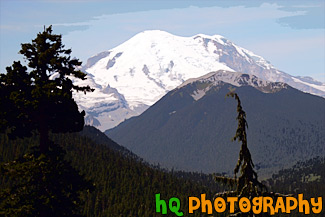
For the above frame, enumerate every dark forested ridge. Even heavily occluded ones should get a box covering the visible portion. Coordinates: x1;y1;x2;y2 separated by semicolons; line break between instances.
1;126;324;216
80;126;140;159
0;126;220;217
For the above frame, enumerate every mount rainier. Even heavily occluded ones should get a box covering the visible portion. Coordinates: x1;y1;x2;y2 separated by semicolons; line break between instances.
73;30;325;131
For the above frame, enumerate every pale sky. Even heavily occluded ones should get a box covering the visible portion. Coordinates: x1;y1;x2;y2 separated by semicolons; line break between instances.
0;0;324;82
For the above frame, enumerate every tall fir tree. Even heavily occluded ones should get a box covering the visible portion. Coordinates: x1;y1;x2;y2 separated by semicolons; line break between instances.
214;92;286;217
0;26;93;216
0;25;93;153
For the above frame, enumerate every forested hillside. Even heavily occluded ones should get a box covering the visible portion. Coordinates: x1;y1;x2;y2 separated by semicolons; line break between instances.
1;127;324;216
107;82;325;176
268;156;325;198
265;157;325;217
0;127;220;217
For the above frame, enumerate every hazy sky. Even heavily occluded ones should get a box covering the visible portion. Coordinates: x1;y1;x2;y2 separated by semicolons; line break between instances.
1;0;324;82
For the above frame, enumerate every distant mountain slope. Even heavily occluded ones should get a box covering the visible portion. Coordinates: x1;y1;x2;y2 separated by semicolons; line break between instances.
74;30;325;130
106;71;325;177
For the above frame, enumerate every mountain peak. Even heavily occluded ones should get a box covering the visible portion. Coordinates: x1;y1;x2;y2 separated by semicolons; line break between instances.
193;33;227;44
140;29;175;36
76;30;325;130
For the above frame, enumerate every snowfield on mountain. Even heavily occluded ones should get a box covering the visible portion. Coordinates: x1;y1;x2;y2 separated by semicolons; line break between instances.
73;30;325;130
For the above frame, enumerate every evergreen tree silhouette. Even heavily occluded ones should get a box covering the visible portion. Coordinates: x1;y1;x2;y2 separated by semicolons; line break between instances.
0;26;93;216
215;92;287;217
0;26;93;153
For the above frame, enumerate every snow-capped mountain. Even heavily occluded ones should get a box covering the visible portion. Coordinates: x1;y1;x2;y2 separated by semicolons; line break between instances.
75;30;325;131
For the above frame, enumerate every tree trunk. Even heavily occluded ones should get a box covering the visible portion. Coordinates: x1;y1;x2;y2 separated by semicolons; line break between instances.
39;119;49;153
